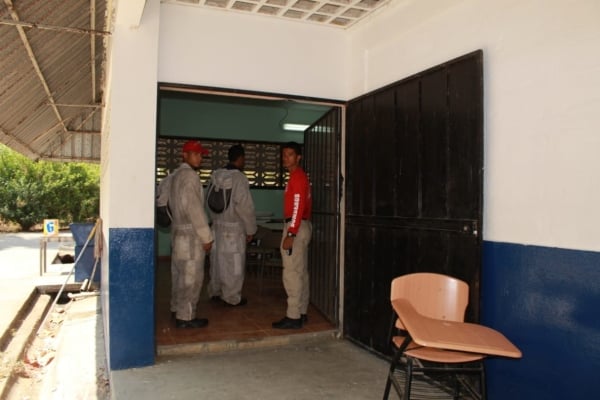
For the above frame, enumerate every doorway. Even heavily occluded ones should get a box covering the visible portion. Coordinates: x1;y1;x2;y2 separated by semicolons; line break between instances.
154;85;343;349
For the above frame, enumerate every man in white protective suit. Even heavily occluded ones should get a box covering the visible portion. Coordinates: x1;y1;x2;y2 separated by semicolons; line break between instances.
169;140;214;329
208;144;257;306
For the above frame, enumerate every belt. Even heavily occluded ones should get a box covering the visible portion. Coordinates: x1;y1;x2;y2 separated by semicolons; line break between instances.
284;218;309;223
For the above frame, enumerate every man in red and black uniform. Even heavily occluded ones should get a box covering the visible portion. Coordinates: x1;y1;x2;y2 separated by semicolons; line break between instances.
272;142;313;329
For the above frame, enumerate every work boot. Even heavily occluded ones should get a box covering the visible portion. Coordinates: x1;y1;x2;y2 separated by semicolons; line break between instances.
175;318;209;329
272;316;302;329
301;314;308;324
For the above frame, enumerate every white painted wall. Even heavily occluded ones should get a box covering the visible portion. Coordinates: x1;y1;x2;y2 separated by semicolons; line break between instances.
102;0;160;229
158;3;349;100
116;0;600;252
349;0;600;252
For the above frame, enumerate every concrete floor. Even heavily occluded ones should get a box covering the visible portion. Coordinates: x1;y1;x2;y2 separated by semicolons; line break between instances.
111;337;390;400
1;232;393;400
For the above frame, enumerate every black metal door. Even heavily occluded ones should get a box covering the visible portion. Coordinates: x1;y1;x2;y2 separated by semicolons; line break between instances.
344;51;484;355
304;108;342;324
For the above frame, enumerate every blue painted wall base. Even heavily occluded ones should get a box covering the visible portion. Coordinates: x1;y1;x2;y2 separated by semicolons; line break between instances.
106;228;155;370
101;230;600;394
482;241;600;399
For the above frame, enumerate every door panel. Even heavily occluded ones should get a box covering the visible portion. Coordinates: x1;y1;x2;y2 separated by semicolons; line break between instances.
344;51;483;355
304;108;341;323
394;80;420;217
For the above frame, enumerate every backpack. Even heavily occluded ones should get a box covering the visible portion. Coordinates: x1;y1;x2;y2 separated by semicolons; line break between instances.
206;169;233;214
156;174;173;227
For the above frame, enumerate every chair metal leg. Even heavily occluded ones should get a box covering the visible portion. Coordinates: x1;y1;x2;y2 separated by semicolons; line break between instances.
480;365;486;400
383;348;402;399
455;363;486;400
383;336;414;400
404;358;412;400
382;375;393;400
453;375;460;400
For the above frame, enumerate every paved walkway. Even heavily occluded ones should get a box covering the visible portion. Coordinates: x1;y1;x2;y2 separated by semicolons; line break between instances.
0;232;105;399
0;232;75;342
0;232;392;400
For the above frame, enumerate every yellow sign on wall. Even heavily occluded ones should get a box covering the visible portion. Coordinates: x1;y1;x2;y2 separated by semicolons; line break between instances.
43;219;59;236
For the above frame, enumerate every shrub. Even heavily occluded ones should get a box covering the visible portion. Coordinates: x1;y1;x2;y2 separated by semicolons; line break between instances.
0;144;99;231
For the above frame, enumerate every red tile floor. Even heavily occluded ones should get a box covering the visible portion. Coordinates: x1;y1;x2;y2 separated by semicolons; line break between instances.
155;258;336;347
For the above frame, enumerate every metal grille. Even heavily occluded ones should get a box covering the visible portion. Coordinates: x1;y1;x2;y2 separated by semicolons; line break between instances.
304;107;341;324
156;137;285;187
344;51;484;356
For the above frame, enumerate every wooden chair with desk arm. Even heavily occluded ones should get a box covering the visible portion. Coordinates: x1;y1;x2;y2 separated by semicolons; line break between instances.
383;273;522;400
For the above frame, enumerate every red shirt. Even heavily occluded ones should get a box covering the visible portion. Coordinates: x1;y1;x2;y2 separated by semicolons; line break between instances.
284;168;312;235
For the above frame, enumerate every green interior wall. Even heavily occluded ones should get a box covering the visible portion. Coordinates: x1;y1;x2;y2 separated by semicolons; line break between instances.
158;95;329;142
156;92;327;256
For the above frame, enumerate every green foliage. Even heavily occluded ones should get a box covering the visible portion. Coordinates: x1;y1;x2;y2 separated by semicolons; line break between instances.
0;144;99;231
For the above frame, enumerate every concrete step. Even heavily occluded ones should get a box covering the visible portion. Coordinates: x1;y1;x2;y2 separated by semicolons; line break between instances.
157;329;339;357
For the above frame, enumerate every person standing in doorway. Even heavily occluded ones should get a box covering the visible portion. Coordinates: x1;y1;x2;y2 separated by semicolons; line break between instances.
208;144;257;306
272;141;312;329
169;140;214;329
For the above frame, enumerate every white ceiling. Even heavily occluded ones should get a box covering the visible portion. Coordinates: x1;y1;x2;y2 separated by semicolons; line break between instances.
163;0;392;28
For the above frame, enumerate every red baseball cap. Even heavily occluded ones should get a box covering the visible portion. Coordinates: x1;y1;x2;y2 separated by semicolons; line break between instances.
182;140;209;155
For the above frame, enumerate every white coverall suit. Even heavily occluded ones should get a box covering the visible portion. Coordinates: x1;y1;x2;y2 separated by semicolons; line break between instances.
208;167;257;305
169;163;213;320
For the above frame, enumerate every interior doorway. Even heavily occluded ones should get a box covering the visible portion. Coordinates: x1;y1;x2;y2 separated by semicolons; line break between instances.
154;85;343;349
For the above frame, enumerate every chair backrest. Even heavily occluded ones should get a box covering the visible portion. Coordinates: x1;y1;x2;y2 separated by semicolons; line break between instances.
391;273;469;329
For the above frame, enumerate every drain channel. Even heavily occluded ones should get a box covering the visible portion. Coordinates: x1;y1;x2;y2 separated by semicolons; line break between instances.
0;288;81;399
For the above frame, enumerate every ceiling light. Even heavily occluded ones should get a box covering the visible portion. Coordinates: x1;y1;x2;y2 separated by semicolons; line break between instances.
283;123;310;131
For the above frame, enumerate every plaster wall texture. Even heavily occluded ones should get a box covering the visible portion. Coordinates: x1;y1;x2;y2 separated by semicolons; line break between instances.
158;3;349;101
103;0;161;229
157;1;600;252
348;0;600;252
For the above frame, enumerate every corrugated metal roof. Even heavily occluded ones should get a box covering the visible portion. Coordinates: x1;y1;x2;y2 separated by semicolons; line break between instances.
1;0;392;162
0;0;108;162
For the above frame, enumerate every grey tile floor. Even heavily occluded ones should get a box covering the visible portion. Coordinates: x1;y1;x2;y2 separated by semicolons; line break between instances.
111;337;391;400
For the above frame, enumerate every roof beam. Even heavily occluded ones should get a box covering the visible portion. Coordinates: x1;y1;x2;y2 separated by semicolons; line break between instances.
90;0;97;102
44;108;100;160
31;118;72;146
0;19;110;36
52;103;104;108
4;0;69;135
0;126;40;160
67;130;101;135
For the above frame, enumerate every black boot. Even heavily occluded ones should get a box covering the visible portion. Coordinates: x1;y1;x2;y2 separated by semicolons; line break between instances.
272;316;302;329
176;318;209;329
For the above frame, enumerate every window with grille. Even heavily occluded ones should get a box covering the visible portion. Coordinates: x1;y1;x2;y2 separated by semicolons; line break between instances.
156;137;286;188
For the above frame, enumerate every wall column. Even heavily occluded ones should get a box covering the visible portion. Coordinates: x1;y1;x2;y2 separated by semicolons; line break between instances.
100;0;160;370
